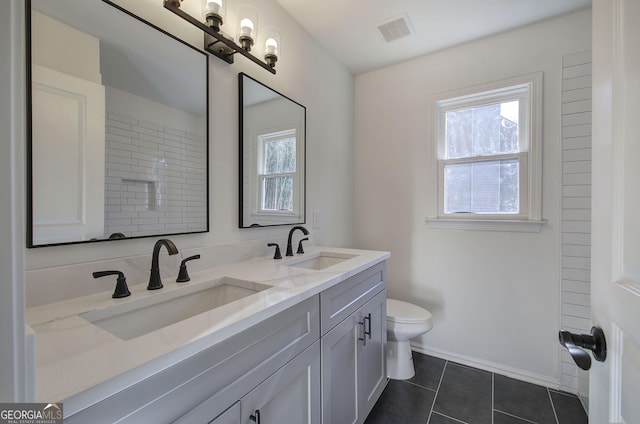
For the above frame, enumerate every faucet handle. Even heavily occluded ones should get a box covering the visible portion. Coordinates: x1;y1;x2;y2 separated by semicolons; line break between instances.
93;270;131;298
297;237;309;254
267;243;282;260
176;254;201;283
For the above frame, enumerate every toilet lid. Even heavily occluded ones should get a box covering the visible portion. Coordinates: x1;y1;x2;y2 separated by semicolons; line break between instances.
386;299;432;324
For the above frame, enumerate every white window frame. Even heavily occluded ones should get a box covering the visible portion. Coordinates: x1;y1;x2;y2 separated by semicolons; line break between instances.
427;73;545;232
256;128;300;217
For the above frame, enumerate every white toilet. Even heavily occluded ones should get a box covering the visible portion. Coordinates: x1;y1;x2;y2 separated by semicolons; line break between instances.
386;298;433;380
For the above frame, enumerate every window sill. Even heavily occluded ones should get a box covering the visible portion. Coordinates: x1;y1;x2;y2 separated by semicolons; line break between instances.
424;217;546;233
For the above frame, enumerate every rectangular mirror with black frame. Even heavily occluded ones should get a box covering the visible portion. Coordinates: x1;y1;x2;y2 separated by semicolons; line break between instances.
239;73;306;228
27;0;209;247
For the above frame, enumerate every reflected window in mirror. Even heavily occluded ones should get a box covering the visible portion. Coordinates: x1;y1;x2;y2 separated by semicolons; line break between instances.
259;129;296;213
27;0;209;247
239;73;306;228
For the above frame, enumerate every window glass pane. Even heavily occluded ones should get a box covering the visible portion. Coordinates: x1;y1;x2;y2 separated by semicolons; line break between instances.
445;101;519;159
262;175;293;211
264;137;296;173
444;159;519;214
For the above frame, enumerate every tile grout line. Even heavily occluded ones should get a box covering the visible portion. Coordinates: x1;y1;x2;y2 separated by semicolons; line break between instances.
493;409;539;424
547;387;561;424
426;359;449;423
430;411;468;423
491;372;495;424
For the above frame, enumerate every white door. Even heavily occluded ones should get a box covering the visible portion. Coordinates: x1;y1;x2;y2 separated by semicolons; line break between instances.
31;64;105;244
590;0;640;422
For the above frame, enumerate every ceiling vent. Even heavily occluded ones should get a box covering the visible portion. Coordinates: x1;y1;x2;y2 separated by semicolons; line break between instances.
375;12;415;43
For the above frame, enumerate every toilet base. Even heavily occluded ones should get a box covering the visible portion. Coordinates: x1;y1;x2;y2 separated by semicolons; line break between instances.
387;340;415;380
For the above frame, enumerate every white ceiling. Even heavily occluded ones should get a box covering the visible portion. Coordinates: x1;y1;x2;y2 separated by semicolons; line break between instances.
274;0;591;75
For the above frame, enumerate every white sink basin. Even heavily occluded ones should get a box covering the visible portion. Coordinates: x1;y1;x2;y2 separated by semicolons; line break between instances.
284;251;357;270
81;277;271;340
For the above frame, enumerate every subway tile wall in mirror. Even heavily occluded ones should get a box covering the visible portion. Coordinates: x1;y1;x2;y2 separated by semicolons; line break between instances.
27;0;209;247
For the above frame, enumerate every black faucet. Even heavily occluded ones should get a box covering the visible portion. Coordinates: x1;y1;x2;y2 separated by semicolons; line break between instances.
286;226;309;256
148;239;179;290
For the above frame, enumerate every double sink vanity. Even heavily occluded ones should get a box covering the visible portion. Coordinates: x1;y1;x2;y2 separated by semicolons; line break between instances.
27;246;390;423
25;1;387;422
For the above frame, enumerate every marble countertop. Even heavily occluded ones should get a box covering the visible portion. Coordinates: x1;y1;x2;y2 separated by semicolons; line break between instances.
26;246;389;415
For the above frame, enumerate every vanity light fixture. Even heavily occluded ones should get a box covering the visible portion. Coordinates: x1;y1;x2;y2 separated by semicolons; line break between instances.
163;0;278;74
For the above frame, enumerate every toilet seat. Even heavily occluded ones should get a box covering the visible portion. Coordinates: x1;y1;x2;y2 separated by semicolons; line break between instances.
386;299;432;324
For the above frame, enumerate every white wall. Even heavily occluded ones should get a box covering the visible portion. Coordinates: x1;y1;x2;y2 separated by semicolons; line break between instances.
0;0;29;401
354;9;591;387
560;50;592;396
25;0;355;272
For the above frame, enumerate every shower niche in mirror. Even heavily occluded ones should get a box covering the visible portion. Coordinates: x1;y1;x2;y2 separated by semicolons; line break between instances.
27;0;209;247
239;73;306;228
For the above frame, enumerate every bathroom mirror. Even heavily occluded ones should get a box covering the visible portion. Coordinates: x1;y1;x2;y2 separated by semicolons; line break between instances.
27;0;209;247
239;73;306;228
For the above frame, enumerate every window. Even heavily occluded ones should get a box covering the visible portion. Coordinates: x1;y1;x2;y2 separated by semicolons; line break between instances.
257;129;297;214
431;73;543;230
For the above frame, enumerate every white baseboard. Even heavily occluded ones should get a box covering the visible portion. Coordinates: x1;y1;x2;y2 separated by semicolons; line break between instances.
411;342;572;395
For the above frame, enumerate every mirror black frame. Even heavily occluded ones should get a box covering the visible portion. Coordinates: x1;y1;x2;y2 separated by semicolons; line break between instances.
238;73;306;228
26;0;210;247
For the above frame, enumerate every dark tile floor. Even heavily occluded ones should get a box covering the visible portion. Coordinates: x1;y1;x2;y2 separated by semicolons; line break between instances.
365;352;588;424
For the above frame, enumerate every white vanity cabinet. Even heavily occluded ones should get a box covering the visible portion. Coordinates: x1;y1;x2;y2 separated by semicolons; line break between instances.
320;262;387;424
65;296;320;424
208;403;239;424
208;342;321;424
239;341;321;424
60;258;388;424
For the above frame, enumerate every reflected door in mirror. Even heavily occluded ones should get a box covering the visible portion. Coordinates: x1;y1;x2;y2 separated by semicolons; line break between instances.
28;0;209;246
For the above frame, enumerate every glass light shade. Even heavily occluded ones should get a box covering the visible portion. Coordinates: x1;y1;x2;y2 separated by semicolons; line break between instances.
237;5;258;51
263;26;280;67
202;0;225;30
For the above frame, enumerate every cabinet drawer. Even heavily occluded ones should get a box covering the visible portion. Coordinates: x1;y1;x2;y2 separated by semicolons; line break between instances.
320;262;386;335
66;296;320;424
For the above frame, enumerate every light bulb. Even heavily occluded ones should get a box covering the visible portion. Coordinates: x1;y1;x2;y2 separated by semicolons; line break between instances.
265;38;278;55
202;0;224;31
240;18;254;37
205;0;221;14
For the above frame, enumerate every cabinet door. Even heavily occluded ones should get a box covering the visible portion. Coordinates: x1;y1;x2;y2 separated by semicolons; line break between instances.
209;403;240;424
241;342;321;424
321;313;360;424
358;289;387;420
